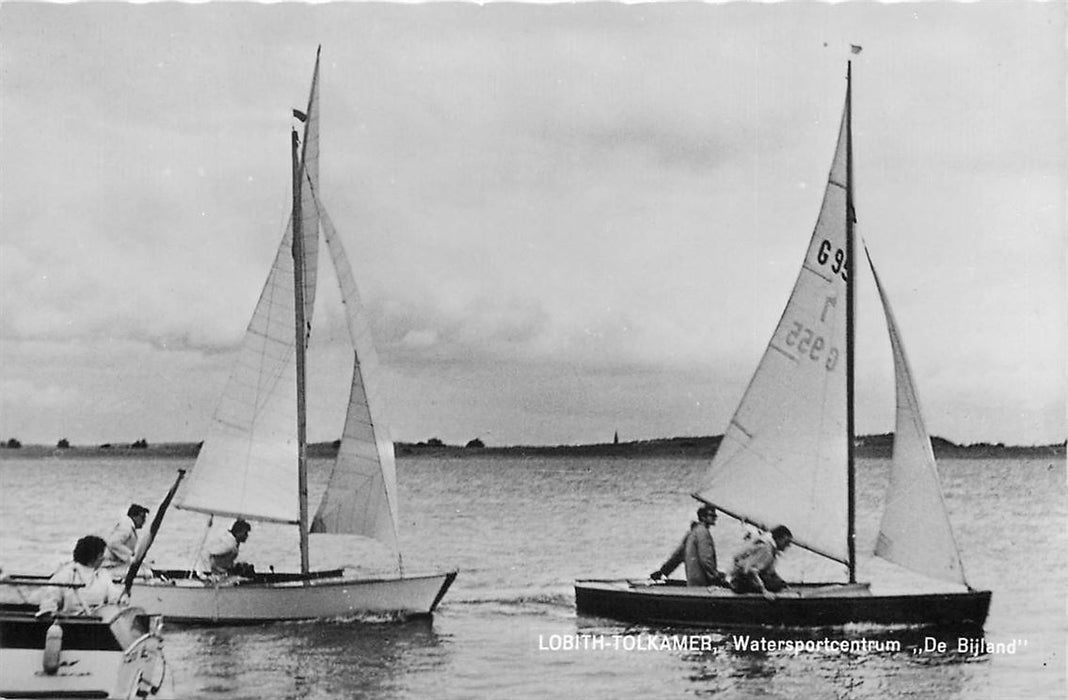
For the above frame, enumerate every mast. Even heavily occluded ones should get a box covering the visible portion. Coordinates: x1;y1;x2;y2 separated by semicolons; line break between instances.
292;128;311;578
845;60;857;583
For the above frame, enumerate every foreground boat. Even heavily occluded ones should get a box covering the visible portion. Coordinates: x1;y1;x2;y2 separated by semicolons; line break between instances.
576;57;991;629
120;48;455;624
0;601;166;699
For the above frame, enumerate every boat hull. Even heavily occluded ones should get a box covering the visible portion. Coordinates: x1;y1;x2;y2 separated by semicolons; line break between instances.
126;570;458;625
574;579;991;629
0;603;165;699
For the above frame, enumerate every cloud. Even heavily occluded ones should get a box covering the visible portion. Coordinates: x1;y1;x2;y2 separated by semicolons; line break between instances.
0;378;79;411
0;2;1062;446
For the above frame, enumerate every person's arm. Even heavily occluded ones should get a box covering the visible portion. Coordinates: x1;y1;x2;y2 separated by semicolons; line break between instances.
105;576;125;605
738;544;775;599
651;536;686;580
37;567;70;615
37;584;62;615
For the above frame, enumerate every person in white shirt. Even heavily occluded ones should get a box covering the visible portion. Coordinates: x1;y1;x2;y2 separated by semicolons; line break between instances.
101;504;149;577
39;535;124;616
199;519;252;576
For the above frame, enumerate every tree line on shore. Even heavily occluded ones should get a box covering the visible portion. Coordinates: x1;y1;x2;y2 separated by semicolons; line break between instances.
1;433;1064;459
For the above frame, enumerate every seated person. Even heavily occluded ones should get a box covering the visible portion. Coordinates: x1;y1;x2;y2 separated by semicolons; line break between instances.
198;519;253;577
39;535;124;616
730;524;793;599
101;503;149;577
650;504;728;587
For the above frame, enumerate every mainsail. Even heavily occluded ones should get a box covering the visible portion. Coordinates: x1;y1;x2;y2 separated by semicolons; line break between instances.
309;201;401;551
695;98;852;564
177;53;323;524
867;249;967;585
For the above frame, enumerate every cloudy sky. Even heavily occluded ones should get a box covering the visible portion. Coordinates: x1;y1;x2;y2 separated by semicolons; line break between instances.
1;2;1063;448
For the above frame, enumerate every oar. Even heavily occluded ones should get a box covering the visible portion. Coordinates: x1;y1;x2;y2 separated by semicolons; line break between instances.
123;469;186;596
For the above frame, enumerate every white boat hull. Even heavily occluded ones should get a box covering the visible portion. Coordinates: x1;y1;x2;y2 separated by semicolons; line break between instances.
0;647;164;700
127;571;457;625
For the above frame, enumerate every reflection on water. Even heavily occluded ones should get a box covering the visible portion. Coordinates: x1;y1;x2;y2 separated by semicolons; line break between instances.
572;613;1001;698
171;618;444;699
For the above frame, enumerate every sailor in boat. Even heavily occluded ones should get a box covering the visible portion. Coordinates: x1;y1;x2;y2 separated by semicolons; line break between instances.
38;535;125;616
100;503;149;578
728;524;793;599
649;504;728;587
197;519;254;578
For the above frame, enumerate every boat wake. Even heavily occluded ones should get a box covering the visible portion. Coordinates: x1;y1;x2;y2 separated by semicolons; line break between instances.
446;590;575;613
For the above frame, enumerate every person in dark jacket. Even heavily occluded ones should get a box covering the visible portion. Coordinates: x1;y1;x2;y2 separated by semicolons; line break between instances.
650;505;727;587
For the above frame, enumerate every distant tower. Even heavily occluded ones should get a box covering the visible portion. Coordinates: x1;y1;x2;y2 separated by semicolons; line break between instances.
613;431;619;445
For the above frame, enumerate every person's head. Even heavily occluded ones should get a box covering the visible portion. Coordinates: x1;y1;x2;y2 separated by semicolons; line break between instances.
127;504;149;528
231;519;252;543
771;525;793;551
697;505;718;525
72;535;107;568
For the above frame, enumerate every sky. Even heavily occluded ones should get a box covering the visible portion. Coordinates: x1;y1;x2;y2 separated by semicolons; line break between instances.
0;2;1063;448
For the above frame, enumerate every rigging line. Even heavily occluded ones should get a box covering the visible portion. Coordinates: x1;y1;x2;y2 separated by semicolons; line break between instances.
186;515;214;576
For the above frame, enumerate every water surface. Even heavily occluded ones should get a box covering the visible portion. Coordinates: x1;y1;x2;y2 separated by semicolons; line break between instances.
1;456;1063;699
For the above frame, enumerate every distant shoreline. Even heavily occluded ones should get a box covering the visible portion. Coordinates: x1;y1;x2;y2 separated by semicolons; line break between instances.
1;434;1063;461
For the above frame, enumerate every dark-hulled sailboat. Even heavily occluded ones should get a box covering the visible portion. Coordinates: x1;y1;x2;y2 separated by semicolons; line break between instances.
575;59;991;629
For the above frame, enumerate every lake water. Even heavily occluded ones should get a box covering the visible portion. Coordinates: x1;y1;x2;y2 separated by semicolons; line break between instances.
0;455;1064;699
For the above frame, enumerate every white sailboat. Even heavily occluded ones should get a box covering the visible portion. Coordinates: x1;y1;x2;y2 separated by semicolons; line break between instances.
575;59;990;628
126;49;456;624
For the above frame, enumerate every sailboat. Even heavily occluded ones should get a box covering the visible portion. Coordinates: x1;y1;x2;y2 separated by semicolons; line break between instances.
122;49;456;624
575;61;991;628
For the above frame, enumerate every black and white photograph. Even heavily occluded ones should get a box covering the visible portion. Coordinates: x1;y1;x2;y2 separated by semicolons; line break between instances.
0;2;1063;698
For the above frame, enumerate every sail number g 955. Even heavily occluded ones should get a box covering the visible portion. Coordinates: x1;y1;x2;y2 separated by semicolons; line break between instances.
785;321;839;371
816;240;849;282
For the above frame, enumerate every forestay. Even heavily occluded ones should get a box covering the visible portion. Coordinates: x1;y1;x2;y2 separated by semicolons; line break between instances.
868;250;967;586
177;55;323;525
695;99;852;564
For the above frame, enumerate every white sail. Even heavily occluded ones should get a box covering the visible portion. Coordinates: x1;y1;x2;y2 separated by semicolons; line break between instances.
868;250;967;585
297;50;321;281
309;202;400;551
696;100;852;563
177;56;322;524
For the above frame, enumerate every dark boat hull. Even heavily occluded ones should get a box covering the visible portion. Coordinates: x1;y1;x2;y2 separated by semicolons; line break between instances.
574;579;991;629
